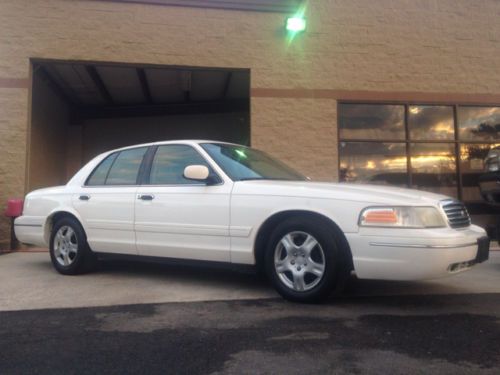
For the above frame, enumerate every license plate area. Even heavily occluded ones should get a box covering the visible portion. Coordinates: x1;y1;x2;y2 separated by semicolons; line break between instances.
475;236;490;263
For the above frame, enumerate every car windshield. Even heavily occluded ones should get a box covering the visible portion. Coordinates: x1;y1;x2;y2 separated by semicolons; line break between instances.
201;143;306;182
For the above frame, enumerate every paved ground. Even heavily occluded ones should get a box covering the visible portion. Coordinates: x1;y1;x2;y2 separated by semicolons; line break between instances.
0;250;499;374
1;294;499;374
0;251;499;311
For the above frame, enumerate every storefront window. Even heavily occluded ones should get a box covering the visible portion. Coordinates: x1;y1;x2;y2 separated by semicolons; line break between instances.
338;103;499;203
458;106;500;141
408;105;454;140
410;143;457;197
339;142;407;186
460;143;500;201
338;104;405;140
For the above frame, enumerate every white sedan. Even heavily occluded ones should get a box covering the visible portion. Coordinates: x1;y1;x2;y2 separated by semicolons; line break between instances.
15;140;490;302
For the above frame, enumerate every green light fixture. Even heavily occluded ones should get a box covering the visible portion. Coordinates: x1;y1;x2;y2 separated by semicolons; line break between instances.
285;16;306;33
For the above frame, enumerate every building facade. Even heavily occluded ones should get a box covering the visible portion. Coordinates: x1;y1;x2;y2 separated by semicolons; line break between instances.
0;0;499;250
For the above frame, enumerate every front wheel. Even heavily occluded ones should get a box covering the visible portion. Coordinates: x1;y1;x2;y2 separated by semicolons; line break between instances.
49;217;96;275
265;217;347;303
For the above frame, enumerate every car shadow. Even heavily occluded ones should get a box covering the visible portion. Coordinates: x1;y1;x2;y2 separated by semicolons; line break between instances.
97;258;270;290
341;276;468;297
96;260;472;301
25;253;487;303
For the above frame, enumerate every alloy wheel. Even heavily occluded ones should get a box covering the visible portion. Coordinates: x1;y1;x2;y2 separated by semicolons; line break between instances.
274;231;326;292
53;226;78;267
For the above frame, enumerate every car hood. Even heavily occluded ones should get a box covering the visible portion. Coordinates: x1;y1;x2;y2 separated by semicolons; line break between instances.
233;180;451;206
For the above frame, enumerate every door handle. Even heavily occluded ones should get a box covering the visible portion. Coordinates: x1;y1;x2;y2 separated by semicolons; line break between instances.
79;194;90;201
138;194;155;201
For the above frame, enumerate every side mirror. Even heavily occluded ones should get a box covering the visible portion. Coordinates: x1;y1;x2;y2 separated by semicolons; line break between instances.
184;165;210;181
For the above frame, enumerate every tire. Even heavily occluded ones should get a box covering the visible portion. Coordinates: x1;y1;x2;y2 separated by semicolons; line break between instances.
264;216;348;303
49;217;96;275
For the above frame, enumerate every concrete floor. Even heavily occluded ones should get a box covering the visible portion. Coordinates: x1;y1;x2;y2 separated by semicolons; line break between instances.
0;250;499;311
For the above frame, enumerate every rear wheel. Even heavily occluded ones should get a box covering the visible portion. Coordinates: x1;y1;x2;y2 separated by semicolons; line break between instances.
265;217;348;303
49;217;96;275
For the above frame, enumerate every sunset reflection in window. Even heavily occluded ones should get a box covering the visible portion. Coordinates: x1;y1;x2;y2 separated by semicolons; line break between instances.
339;103;499;202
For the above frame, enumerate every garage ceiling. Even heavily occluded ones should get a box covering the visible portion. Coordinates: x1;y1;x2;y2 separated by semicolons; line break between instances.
34;61;249;120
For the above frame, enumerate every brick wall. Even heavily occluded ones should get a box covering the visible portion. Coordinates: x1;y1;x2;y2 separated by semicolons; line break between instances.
252;98;338;181
0;87;28;250
0;0;499;248
29;72;70;191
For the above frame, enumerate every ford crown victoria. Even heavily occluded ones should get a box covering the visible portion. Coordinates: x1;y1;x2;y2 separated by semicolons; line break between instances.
15;140;490;302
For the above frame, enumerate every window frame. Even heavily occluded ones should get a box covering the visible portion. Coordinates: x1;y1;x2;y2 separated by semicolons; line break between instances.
338;103;406;142
337;101;500;202
456;105;500;142
338;141;409;186
407;105;456;141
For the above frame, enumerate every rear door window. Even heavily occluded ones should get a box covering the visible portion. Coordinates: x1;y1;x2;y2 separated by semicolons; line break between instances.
106;147;148;185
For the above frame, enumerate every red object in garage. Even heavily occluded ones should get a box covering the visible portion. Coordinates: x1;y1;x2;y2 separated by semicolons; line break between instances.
5;198;23;218
4;198;23;251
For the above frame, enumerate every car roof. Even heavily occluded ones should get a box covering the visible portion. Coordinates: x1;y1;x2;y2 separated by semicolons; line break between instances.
107;139;244;154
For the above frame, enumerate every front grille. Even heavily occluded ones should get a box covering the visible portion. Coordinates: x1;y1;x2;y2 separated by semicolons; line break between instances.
441;200;471;228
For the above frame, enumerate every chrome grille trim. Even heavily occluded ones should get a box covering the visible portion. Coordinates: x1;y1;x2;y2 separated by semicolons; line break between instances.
440;200;471;228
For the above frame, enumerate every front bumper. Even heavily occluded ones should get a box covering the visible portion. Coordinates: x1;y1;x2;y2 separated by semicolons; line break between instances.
346;225;489;280
479;172;500;206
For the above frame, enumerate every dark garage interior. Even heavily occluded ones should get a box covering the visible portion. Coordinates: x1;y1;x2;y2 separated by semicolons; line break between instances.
28;60;250;190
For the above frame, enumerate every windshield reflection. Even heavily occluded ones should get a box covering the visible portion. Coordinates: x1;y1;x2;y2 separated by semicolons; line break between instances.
201;143;306;182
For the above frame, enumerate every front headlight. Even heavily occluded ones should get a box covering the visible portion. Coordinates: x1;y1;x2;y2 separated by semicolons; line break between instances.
359;206;446;228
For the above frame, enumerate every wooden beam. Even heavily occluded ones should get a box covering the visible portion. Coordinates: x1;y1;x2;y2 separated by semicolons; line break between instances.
250;88;500;105
88;0;303;13
179;70;191;103
36;66;78;108
137;68;153;104
77;99;249;120
0;78;29;89
222;72;232;99
85;65;114;105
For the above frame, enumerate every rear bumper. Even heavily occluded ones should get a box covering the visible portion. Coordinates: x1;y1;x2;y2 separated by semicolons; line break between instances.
14;216;46;247
347;225;488;280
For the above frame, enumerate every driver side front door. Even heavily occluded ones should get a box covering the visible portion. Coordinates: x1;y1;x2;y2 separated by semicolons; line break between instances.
134;144;232;262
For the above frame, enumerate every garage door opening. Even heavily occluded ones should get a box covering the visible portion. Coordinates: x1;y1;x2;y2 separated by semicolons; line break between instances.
27;59;250;190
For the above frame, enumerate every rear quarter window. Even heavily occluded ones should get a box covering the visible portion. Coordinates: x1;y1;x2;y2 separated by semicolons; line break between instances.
85;147;147;186
86;153;118;186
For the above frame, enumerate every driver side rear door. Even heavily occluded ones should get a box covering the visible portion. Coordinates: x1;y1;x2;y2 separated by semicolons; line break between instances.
73;146;148;254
